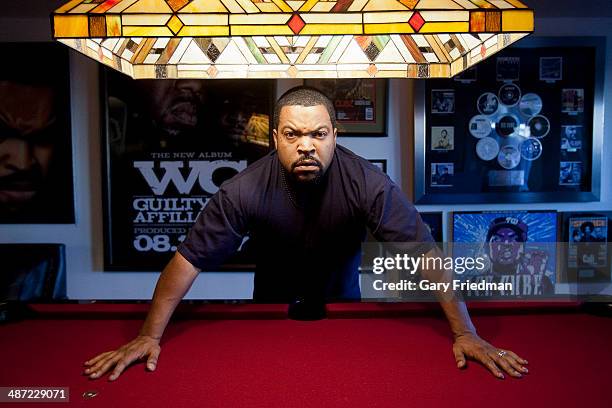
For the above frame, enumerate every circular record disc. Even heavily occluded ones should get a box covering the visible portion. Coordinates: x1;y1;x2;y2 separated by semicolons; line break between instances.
477;92;500;116
528;115;551;138
499;83;522;107
469;115;493;138
520;138;543;161
496;115;519;137
519;93;543;117
476;137;500;161
497;145;521;169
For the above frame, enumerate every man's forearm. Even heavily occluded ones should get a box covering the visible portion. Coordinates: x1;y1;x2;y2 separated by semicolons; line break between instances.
139;252;200;340
421;247;476;337
436;296;477;337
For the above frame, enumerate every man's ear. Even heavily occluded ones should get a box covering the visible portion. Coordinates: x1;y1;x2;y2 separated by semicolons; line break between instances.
272;128;278;150
333;128;338;145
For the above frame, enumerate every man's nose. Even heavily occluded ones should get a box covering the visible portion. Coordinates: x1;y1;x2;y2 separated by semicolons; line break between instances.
297;136;315;155
0;138;35;170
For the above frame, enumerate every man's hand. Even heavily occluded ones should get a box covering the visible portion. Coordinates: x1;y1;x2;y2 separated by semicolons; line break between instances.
452;332;528;379
83;335;161;381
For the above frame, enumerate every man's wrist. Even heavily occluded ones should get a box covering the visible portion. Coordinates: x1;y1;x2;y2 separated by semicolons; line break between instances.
453;328;477;340
138;332;162;341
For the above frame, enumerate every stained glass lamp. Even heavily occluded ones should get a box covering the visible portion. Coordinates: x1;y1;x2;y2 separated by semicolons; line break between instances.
52;0;534;79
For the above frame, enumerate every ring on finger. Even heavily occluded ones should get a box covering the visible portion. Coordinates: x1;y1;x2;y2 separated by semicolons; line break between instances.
497;350;508;358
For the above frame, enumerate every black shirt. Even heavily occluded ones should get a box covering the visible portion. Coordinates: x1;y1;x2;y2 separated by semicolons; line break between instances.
178;145;434;302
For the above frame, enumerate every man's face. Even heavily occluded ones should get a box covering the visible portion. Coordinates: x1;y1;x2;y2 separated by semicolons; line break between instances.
0;81;55;208
142;79;205;135
441;130;447;138
489;227;523;265
273;104;337;184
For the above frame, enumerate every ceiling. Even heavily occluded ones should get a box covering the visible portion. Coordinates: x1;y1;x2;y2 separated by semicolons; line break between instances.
1;0;611;18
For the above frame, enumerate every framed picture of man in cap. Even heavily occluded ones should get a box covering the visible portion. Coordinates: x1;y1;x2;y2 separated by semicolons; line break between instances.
452;210;559;299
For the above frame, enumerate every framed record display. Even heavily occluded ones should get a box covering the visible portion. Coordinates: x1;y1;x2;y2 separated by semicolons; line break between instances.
414;37;605;204
101;68;275;271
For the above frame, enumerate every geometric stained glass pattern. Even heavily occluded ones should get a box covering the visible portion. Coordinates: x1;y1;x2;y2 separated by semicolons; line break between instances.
53;0;534;79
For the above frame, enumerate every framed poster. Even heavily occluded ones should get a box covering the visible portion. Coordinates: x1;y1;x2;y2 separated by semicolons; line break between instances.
452;210;559;299
102;68;275;271
0;43;74;224
414;37;605;204
304;79;387;136
561;212;611;284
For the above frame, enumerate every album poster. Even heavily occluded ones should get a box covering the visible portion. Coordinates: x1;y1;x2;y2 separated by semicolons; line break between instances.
452;211;558;298
564;213;611;283
416;38;602;204
0;43;74;224
102;68;274;270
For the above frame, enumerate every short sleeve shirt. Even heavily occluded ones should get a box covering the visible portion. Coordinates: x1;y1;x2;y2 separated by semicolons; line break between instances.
178;145;435;302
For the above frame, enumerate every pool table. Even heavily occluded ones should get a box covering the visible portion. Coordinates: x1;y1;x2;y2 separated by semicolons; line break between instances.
0;302;610;407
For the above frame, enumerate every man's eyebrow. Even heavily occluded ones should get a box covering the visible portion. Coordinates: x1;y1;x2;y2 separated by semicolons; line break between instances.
280;125;330;133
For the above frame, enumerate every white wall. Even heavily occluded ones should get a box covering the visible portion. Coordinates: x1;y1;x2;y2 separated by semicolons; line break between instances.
1;16;611;299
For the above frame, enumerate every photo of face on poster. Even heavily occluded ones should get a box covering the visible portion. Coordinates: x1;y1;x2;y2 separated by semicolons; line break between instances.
0;43;74;224
108;76;272;157
431;127;454;151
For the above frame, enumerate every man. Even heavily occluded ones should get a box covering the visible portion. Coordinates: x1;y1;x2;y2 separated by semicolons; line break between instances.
485;217;553;296
84;87;528;381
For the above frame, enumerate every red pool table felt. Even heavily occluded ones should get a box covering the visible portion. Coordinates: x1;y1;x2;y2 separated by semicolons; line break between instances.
0;302;610;408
